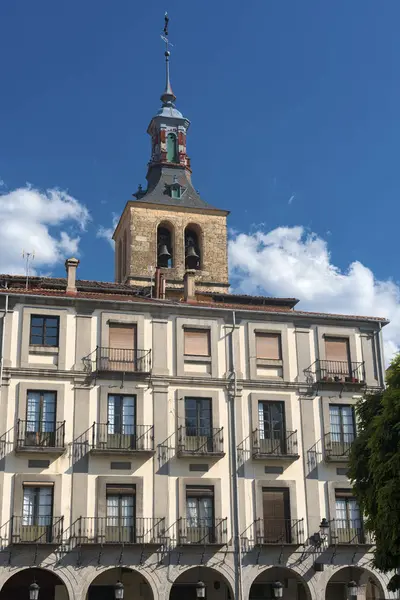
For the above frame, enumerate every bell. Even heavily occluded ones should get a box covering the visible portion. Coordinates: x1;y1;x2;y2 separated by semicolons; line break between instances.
186;246;199;259
185;245;199;269
158;244;171;268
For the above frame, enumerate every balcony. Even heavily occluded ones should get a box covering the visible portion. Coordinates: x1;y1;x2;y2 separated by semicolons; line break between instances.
305;360;365;386
83;347;151;375
70;517;165;545
11;516;63;545
90;423;154;455
255;518;305;545
330;519;374;545
177;426;224;457
324;433;354;462
15;420;66;455
178;518;228;545
252;429;299;460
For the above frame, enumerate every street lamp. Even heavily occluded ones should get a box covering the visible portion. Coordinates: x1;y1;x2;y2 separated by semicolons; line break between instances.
347;580;358;600
319;518;330;531
272;581;284;599
29;583;40;600
196;581;206;599
114;581;124;599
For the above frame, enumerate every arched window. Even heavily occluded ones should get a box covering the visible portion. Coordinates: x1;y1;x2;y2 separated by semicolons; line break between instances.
123;230;128;279
118;240;123;282
157;223;173;268
185;226;201;270
167;133;178;163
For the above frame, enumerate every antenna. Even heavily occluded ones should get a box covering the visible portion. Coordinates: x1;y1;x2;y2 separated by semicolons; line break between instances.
22;250;35;290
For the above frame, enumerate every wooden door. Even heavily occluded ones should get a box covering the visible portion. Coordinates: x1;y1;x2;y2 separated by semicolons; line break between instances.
262;488;290;543
108;324;136;371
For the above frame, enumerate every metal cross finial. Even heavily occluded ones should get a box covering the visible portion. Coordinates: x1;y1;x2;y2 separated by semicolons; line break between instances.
160;11;176;106
160;12;173;54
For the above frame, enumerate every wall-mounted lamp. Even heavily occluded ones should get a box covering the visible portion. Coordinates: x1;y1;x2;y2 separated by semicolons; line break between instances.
272;581;283;598
29;583;40;600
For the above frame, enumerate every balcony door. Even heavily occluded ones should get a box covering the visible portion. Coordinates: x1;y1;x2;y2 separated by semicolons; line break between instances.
22;485;53;542
107;323;137;371
184;397;212;452
329;404;355;456
107;395;136;449
25;391;56;447
261;488;290;543
106;485;135;543
186;486;214;543
324;337;351;380
335;491;363;543
258;401;285;455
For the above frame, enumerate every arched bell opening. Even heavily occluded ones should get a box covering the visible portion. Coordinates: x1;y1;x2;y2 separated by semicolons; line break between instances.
167;132;178;163
157;222;174;268
185;225;202;270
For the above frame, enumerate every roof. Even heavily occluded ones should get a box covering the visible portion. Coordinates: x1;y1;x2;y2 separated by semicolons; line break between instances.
0;274;389;325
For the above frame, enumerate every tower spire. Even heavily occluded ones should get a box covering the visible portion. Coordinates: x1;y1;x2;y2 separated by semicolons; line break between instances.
160;12;176;106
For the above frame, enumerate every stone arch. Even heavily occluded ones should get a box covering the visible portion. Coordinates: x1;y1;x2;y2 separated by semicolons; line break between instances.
166;564;235;600
83;566;158;600
0;566;73;600
184;223;203;270
325;566;386;599
246;565;314;600
157;220;175;268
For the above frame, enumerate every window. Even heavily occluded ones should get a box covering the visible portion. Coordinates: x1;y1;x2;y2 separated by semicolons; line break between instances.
184;329;210;357
324;337;351;379
106;484;135;543
29;316;59;347
106;324;137;371
22;484;54;542
186;485;214;543
167;133;178;163
329;405;355;455
258;401;285;454
256;333;282;360
25;391;57;446
107;395;136;449
335;490;363;543
261;488;291;543
184;397;212;452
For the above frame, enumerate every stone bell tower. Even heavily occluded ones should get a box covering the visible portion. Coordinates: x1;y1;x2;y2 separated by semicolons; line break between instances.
113;15;229;294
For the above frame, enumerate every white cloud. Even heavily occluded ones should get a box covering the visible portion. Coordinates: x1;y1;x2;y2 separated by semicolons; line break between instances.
0;185;89;274
96;214;119;250
288;194;295;205
229;226;400;363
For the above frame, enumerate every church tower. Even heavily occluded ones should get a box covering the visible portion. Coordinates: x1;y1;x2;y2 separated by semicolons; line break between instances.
113;15;229;295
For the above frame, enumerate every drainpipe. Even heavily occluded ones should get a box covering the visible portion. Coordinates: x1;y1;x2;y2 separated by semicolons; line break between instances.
0;285;9;405
228;311;243;600
377;322;386;388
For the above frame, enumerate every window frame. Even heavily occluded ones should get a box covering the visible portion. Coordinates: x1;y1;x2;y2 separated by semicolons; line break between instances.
248;323;290;381
29;314;60;347
184;328;211;358
255;332;282;361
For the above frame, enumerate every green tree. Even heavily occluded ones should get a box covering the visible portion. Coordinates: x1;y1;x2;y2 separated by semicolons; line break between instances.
348;353;400;592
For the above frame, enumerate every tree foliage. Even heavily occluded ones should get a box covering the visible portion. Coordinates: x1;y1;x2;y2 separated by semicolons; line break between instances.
348;353;400;591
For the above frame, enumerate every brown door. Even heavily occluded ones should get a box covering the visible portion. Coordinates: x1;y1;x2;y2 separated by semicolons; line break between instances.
324;337;351;380
262;488;290;543
107;324;136;371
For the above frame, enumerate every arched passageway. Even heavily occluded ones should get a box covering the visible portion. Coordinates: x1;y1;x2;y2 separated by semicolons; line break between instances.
326;567;384;600
249;567;311;600
87;567;153;600
170;566;232;600
0;567;69;600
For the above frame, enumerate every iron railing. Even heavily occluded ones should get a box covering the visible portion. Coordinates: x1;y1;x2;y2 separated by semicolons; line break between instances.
16;420;65;449
178;426;224;455
305;360;365;385
252;429;298;458
330;519;374;545
91;423;154;452
84;347;151;374
324;432;354;460
70;517;165;545
11;516;63;544
178;518;227;545
255;518;304;545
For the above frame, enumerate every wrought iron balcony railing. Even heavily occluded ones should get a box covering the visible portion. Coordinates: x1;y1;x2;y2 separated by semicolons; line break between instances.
83;347;151;374
330;519;374;545
304;360;365;385
177;426;224;456
324;432;354;461
11;515;64;544
70;517;165;545
252;429;299;459
90;423;154;453
16;420;65;451
255;518;305;545
178;518;228;545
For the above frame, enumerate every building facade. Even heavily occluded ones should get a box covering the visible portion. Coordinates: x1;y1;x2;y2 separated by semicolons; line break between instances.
0;22;394;600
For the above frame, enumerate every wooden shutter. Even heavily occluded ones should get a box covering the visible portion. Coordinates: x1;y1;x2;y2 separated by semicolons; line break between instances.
109;324;136;350
186;486;214;498
256;333;281;360
262;489;289;519
106;484;136;496
325;337;349;362
184;329;210;356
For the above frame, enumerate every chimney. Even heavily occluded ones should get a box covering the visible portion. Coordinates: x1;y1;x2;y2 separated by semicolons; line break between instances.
65;257;80;295
184;270;196;302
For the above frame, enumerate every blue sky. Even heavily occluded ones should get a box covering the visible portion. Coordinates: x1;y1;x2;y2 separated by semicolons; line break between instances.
1;1;400;357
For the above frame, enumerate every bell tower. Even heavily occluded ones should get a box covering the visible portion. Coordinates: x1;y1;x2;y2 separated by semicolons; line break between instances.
113;15;230;294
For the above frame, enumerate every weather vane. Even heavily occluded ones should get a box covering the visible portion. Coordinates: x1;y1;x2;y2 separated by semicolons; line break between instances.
160;12;173;55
